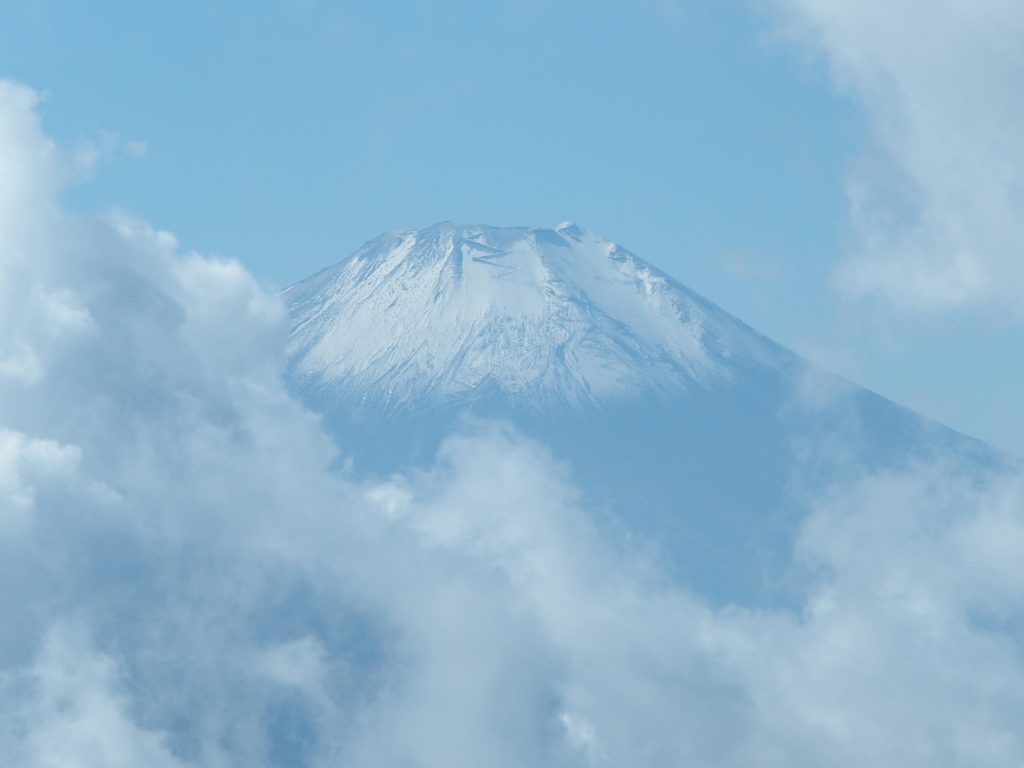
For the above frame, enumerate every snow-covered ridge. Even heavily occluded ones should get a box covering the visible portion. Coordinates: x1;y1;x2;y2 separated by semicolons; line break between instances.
284;222;788;411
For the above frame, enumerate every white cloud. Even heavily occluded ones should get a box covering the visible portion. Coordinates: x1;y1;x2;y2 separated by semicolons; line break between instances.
723;462;1024;766
0;81;61;239
2;76;1024;767
769;0;1024;312
70;131;148;183
254;636;330;696
2;622;188;768
0;429;80;535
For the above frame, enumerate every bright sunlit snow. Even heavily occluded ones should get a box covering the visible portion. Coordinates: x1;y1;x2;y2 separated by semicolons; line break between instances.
286;222;785;410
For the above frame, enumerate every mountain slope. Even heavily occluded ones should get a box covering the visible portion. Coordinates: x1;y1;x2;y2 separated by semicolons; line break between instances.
284;222;995;604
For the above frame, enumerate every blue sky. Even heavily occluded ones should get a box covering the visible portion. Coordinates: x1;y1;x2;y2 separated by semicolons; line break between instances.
1;0;1020;454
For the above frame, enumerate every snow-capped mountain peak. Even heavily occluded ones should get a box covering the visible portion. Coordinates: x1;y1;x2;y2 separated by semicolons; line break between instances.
284;223;786;411
282;222;990;603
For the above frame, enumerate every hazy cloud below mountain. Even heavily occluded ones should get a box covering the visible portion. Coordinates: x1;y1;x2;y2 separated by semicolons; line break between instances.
2;79;1024;767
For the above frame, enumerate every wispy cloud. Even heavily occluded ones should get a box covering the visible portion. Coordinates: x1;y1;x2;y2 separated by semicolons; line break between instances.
768;0;1024;313
718;249;784;282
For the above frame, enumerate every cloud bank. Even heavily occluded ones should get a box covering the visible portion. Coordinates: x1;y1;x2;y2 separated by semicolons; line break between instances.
770;0;1024;312
2;79;1024;766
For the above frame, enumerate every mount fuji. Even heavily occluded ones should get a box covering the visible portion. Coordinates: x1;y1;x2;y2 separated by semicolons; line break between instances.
284;222;994;603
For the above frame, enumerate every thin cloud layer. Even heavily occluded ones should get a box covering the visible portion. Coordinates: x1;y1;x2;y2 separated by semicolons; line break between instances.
770;0;1024;312
2;79;1024;767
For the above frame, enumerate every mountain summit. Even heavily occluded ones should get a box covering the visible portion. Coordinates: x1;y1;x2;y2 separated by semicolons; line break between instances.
285;222;790;412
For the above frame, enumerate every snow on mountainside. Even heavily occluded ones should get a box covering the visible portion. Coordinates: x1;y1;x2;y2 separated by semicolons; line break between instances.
285;222;791;411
